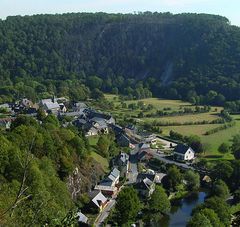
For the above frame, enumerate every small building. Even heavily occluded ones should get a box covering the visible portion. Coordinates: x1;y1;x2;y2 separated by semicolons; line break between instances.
139;143;150;150
89;190;108;212
76;211;88;226
113;152;129;176
116;134;130;147
94;185;118;197
138;150;153;162
173;144;195;161
135;177;155;197
73;102;87;111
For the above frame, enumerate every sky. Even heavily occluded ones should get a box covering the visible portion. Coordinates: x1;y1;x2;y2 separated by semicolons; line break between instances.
0;0;239;26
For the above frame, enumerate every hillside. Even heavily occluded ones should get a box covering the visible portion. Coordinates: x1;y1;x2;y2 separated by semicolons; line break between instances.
0;12;240;105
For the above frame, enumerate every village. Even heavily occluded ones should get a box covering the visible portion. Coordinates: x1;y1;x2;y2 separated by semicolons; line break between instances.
0;96;199;226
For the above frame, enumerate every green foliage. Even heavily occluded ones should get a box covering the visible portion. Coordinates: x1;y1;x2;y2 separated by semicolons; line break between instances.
0;13;240;104
188;208;223;227
184;170;200;191
162;166;182;192
0;115;94;225
194;196;231;226
218;142;230;154
231;134;240;159
211;179;230;199
148;186;170;214
115;187;141;225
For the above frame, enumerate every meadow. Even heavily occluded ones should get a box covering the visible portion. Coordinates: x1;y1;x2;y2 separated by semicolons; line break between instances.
104;94;238;160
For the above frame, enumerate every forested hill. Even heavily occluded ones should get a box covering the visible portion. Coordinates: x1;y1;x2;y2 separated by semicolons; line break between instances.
1;12;240;105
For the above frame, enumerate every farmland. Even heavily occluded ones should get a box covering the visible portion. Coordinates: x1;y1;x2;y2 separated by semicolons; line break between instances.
104;94;238;160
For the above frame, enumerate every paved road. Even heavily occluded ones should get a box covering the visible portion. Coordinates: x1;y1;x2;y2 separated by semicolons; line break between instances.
126;145;139;184
149;149;195;170
94;199;116;227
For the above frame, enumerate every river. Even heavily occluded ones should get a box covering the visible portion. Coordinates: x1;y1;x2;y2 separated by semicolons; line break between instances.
159;191;207;227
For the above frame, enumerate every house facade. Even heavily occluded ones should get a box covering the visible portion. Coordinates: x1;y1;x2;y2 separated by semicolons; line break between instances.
173;144;195;161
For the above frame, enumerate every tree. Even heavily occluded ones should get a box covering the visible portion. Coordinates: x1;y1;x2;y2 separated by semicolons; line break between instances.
97;136;110;158
148;186;170;214
163;166;182;191
231;134;240;159
200;208;223;227
233;189;240;203
187;213;212;227
188;208;223;227
212;161;233;183
204;197;231;226
115;187;141;225
218;143;229;154
211;179;230;199
184;170;200;191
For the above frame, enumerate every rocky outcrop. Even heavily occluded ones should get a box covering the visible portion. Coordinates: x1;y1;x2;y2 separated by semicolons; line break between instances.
67;157;104;200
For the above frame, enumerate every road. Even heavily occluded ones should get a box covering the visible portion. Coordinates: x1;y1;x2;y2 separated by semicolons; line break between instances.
94;199;116;227
149;149;195;170
126;145;139;184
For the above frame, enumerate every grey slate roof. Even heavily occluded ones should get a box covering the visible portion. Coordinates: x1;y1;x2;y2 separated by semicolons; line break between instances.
89;190;107;208
139;143;150;149
174;144;194;154
77;211;88;223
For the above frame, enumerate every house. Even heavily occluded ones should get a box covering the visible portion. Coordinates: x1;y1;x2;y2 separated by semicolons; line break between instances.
40;98;60;114
21;98;33;108
40;96;67;114
139;143;150;150
116;134;130;147
89;190;108;212
85;126;98;137
173;144;195;161
135;177;155;197
73;102;87;111
138;150;153;162
76;211;88;226
98;168;120;187
111;124;124;136
137;173;157;183
113;152;129;176
90;117;109;134
94;185;118;197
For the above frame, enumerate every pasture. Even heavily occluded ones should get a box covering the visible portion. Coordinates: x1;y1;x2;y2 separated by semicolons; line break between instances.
104;94;238;160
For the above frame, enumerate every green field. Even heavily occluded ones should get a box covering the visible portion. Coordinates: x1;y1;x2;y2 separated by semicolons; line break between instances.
90;151;109;172
144;112;220;124
104;94;238;160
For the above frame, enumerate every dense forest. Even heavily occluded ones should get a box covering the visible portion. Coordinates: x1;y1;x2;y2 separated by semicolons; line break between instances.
0;12;240;105
0;115;105;225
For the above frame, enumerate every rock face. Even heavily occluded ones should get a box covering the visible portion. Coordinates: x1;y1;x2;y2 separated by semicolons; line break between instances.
67;157;104;200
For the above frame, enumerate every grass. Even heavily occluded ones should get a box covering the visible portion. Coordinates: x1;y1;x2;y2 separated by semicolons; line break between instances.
90;151;109;172
144;112;220;124
87;136;99;146
104;93;239;161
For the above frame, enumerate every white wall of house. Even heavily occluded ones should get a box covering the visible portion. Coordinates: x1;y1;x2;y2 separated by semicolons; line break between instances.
184;148;195;160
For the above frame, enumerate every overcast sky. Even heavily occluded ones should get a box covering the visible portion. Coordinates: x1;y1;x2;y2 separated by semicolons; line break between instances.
0;0;239;26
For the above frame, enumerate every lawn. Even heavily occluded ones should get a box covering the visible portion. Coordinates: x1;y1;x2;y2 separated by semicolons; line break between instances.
87;136;99;146
90;151;109;172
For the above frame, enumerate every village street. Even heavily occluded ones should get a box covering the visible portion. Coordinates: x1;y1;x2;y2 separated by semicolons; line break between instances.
126;145;139;184
94;199;116;227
